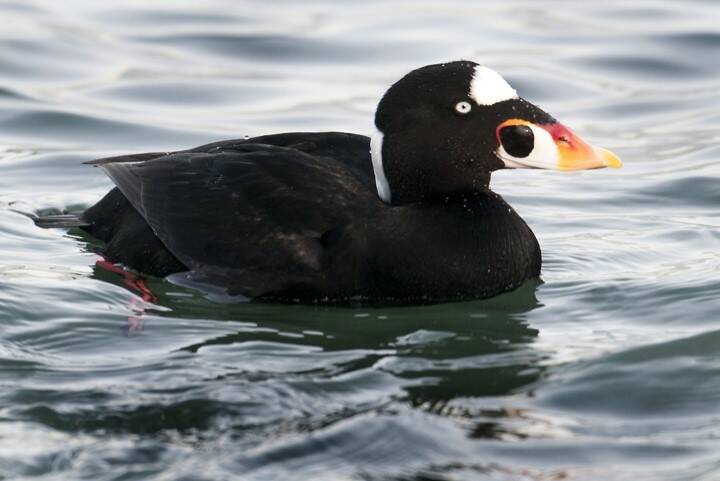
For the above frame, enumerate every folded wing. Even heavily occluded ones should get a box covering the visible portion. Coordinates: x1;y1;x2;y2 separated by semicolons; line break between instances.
98;140;380;296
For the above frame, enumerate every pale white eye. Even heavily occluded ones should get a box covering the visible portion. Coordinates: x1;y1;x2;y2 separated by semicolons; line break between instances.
455;101;472;114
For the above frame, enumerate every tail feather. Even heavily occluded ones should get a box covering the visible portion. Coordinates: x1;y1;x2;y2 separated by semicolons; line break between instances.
33;214;90;228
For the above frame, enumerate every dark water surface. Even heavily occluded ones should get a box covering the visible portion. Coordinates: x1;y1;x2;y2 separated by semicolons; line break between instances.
1;1;719;479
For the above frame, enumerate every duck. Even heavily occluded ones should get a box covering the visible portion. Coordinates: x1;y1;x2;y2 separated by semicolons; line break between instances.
36;60;621;304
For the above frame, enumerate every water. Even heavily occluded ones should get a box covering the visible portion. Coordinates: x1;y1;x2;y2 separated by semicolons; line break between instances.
1;0;719;479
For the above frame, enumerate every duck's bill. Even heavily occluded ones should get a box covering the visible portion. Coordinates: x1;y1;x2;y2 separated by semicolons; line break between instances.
495;118;622;170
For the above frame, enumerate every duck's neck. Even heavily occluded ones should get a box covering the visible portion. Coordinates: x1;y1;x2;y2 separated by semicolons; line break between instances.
423;188;497;206
370;130;494;206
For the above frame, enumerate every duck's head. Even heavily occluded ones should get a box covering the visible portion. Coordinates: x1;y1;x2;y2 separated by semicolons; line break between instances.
372;60;621;204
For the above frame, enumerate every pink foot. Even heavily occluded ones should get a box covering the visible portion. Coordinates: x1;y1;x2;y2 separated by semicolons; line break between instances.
95;258;158;303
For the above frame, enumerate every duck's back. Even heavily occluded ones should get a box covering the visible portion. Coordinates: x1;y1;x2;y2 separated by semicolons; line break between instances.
81;132;380;292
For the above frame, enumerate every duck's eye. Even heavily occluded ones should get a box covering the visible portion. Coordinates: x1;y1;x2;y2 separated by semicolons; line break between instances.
499;124;534;158
455;101;472;114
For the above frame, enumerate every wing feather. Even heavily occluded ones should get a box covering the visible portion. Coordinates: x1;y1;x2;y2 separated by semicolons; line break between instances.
98;143;380;292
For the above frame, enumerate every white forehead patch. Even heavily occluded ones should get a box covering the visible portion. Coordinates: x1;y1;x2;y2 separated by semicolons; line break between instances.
469;65;518;106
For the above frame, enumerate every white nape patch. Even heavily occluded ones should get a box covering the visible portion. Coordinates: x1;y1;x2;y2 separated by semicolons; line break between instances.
469;65;518;106
370;129;391;203
497;124;559;169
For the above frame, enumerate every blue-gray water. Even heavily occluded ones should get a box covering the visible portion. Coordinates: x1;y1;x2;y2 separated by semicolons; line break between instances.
1;1;719;479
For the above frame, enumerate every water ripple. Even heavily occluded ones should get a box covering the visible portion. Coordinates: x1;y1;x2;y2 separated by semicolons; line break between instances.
1;0;719;479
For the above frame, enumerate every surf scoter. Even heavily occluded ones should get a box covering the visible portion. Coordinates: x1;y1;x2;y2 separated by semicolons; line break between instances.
37;61;621;303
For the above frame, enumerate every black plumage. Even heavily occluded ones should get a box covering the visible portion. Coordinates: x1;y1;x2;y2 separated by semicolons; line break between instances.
36;60;616;304
77;130;539;302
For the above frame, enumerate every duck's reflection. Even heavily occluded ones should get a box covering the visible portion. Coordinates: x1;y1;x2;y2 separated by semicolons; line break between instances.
163;280;543;401
91;261;546;439
126;295;148;334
